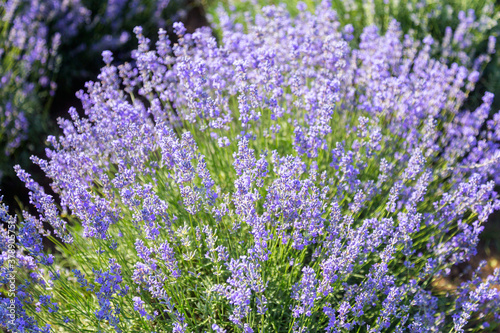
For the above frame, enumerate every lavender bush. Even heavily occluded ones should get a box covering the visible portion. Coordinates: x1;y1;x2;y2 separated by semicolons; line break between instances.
0;0;60;179
2;2;500;332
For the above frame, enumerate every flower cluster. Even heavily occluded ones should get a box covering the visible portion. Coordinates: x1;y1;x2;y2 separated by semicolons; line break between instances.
2;1;500;332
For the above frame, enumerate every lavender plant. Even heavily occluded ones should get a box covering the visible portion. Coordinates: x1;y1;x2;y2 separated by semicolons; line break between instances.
0;0;60;179
2;2;500;332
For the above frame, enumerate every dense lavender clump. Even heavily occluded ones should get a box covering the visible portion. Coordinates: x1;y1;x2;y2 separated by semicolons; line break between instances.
2;1;500;332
